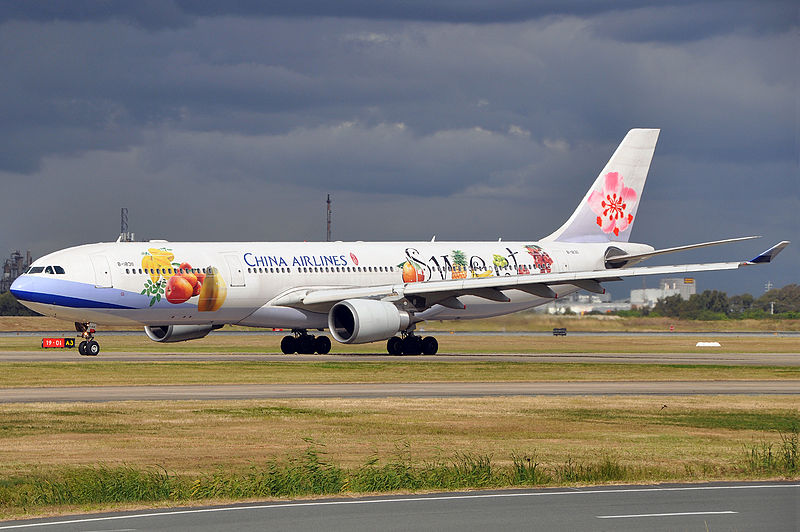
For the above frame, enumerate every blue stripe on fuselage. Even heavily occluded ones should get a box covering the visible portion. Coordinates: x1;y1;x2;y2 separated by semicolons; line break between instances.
10;276;154;310
11;289;136;309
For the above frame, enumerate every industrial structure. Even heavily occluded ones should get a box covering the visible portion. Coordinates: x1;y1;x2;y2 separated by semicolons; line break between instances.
1;250;33;293
630;277;697;308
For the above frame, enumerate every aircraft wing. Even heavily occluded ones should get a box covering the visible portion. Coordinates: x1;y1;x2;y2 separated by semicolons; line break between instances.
273;241;789;311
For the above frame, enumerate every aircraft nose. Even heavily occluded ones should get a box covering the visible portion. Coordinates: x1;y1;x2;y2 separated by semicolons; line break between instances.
9;274;38;304
9;275;25;299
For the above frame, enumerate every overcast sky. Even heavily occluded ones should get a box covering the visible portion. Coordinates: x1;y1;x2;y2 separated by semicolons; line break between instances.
0;1;796;297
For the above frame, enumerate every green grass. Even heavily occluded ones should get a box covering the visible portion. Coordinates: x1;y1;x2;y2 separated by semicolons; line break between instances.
2;433;797;518
0;361;798;388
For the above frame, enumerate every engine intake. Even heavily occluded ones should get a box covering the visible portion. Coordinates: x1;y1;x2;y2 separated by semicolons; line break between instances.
144;324;218;343
328;299;410;344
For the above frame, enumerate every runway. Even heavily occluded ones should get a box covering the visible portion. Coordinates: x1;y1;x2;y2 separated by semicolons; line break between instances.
2;380;798;403
1;350;799;365
1;482;797;531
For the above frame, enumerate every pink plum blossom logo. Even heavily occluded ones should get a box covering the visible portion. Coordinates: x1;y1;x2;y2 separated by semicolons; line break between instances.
587;172;637;236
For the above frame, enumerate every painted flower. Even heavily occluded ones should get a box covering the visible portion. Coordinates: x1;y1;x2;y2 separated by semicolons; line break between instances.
587;172;636;237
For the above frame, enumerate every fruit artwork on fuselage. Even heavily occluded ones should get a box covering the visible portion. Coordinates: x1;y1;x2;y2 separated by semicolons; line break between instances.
139;248;223;310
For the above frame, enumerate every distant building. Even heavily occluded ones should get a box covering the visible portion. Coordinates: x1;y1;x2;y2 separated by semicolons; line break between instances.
630;277;696;308
1;250;33;293
537;291;633;314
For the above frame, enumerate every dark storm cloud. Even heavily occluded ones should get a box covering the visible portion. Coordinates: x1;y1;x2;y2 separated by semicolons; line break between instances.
0;2;795;295
2;0;794;35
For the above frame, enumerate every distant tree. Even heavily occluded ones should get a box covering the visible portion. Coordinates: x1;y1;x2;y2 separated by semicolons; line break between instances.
0;291;39;316
729;293;754;314
689;290;729;314
755;284;800;313
653;294;686;317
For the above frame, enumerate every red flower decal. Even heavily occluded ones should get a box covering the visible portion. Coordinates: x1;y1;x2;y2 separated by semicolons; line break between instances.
350;252;359;266
587;172;637;237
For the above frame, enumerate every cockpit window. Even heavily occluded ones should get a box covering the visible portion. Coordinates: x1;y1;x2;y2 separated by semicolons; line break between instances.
54;266;65;274
27;266;44;274
44;266;54;274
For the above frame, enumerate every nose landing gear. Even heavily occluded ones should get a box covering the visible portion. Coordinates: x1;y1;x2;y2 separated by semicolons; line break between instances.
75;322;100;356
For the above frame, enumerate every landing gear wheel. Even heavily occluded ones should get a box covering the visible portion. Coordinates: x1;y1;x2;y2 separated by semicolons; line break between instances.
87;341;100;356
280;335;296;354
387;336;403;356
297;334;316;355
401;335;422;356
78;341;88;356
421;336;438;355
314;336;331;355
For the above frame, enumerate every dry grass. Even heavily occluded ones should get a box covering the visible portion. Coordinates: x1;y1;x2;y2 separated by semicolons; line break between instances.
0;360;797;388
0;396;797;479
1;332;799;355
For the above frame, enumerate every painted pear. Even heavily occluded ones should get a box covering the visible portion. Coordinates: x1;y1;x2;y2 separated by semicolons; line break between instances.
197;266;227;312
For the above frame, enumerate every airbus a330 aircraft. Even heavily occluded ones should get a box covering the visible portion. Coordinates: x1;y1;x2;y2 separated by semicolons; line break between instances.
11;129;789;356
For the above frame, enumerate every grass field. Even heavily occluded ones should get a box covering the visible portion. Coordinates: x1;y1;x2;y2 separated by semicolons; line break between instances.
0;316;797;518
0;360;798;388
0;395;797;518
1;332;799;355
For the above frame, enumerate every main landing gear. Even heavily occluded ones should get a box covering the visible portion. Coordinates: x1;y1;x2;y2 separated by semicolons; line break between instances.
387;332;438;356
75;322;100;356
280;330;332;355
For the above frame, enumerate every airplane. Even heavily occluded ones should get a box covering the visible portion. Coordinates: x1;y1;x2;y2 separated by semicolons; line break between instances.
10;129;789;356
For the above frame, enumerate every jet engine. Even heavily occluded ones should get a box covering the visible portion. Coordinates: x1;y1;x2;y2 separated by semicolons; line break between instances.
144;324;218;343
328;299;410;344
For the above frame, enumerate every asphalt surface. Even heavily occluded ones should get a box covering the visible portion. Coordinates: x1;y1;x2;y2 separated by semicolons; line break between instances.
2;380;798;403
1;482;797;531
2;350;799;365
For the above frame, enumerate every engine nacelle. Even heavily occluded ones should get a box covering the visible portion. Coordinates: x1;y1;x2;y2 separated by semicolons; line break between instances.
328;299;410;344
144;324;216;343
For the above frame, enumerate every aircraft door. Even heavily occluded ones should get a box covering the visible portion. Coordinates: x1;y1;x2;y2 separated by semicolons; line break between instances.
224;254;246;287
90;255;113;288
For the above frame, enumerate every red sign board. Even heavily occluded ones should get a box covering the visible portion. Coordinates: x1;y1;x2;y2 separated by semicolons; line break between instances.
42;338;75;349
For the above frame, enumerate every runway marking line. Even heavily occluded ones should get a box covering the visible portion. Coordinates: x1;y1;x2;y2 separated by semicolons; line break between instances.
0;483;797;529
597;510;737;519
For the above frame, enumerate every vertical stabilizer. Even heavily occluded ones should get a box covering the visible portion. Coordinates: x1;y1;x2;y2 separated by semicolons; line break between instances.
543;128;660;243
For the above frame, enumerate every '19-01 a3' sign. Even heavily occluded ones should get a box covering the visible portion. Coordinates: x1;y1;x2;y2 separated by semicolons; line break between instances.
41;338;75;349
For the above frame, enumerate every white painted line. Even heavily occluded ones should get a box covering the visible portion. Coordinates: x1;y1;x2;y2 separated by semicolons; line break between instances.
598;510;737;519
0;484;797;529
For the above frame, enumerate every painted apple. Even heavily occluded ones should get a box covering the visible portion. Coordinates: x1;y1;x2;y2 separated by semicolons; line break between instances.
165;275;193;304
181;271;198;289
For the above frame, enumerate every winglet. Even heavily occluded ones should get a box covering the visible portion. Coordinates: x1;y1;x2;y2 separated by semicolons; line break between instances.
746;241;790;264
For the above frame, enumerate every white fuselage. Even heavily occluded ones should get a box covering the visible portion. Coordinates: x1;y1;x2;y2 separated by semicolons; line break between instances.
11;240;651;330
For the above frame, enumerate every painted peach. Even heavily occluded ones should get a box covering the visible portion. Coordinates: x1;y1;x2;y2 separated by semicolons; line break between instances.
165;275;193;304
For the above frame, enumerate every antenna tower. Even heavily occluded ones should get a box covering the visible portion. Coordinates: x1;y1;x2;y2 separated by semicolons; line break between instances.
118;208;134;242
326;194;332;242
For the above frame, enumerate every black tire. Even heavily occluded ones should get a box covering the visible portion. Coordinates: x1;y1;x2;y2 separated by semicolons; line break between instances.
387;336;403;355
401;335;422;356
280;335;296;354
298;335;316;355
315;335;332;354
87;341;100;356
421;336;438;355
78;341;88;356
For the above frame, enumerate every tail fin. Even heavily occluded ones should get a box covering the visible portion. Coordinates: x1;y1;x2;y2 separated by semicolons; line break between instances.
543;128;660;243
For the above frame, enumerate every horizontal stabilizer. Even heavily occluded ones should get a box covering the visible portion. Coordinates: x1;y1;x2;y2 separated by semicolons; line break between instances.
606;236;761;265
747;241;790;264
